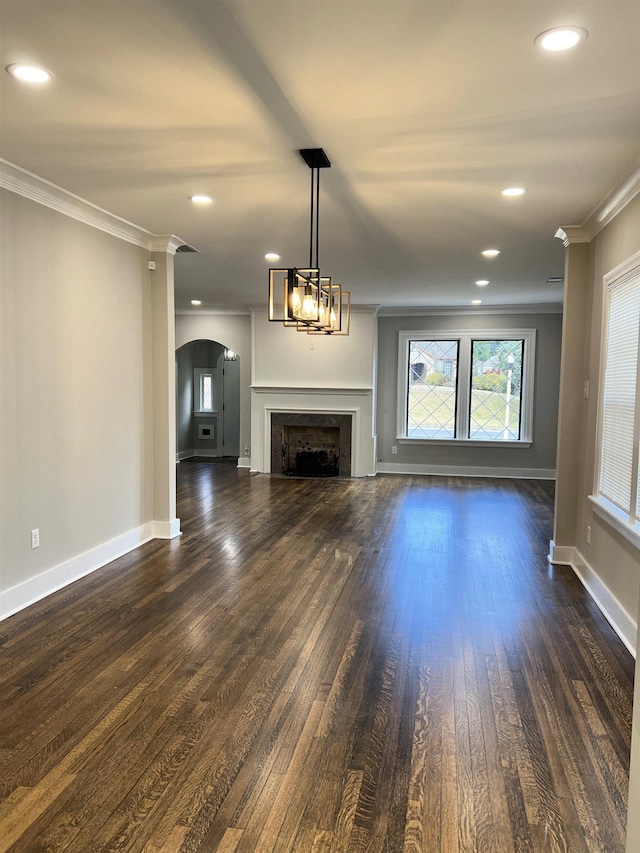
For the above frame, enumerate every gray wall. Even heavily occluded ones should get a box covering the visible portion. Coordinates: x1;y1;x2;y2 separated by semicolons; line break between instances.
376;311;562;473
176;344;195;454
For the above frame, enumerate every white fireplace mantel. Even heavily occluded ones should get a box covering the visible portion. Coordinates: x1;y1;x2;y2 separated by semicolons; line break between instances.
250;386;376;477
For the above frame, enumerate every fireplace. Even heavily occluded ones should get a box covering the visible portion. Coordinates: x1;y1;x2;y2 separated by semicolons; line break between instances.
271;413;352;477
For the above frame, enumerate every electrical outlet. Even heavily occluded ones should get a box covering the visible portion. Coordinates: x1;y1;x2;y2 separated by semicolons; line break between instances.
31;528;40;549
244;445;250;456
391;445;398;455
586;525;591;545
583;380;590;399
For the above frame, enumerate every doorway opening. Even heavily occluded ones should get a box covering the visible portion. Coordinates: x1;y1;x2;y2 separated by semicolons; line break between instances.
175;339;240;462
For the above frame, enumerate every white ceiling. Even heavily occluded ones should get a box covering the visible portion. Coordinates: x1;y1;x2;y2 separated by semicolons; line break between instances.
1;1;639;311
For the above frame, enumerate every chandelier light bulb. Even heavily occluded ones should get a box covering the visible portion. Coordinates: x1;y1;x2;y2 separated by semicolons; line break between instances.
301;290;317;320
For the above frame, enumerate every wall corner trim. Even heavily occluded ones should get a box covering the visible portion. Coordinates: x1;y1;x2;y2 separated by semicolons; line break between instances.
548;541;637;657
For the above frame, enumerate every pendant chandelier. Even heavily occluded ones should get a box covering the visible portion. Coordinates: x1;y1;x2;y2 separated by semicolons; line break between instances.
268;148;350;336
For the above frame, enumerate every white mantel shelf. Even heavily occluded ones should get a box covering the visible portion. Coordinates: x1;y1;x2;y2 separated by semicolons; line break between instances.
251;386;373;395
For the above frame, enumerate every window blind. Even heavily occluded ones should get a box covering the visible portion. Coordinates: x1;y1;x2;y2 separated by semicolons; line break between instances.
599;275;640;514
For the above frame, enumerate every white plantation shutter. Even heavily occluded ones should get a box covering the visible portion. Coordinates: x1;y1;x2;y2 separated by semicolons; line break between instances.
599;258;640;520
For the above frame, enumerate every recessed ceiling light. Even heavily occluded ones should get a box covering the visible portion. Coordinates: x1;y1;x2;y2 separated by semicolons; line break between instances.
264;252;280;262
190;299;202;306
189;195;213;204
501;187;526;197
481;249;501;258
471;299;483;305
6;64;54;83
535;27;588;52
475;280;490;287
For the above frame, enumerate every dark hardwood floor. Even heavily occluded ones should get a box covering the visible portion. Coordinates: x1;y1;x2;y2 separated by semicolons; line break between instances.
0;462;634;852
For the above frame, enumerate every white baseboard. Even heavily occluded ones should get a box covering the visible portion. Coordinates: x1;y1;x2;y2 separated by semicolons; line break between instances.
549;541;637;657
1;518;182;621
152;518;182;540
176;449;195;462
178;450;242;462
376;462;556;479
547;541;576;565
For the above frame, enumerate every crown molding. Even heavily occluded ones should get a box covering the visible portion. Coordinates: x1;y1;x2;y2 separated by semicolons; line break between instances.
0;159;192;254
175;308;251;316
378;303;563;316
556;157;640;244
554;227;590;247
587;158;640;238
150;235;198;255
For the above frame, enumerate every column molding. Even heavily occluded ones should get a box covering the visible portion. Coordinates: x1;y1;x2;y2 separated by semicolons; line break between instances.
150;250;181;538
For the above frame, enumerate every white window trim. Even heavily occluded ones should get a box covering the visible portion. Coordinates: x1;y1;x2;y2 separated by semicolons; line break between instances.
398;438;532;448
589;494;640;551
591;250;640;550
396;328;536;443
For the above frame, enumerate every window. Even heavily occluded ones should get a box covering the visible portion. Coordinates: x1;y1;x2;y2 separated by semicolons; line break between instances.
398;329;535;443
194;368;217;413
201;374;213;411
592;252;640;547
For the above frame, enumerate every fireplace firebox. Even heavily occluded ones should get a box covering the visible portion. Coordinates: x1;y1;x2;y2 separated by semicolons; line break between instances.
270;413;352;477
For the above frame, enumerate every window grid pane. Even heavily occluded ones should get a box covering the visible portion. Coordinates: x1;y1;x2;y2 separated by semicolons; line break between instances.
407;340;458;438
468;340;523;441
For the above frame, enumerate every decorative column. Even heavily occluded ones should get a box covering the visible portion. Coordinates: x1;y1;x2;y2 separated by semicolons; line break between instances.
549;229;590;561
149;236;183;538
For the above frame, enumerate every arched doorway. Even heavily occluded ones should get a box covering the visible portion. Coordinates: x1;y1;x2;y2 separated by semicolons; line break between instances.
175;339;240;461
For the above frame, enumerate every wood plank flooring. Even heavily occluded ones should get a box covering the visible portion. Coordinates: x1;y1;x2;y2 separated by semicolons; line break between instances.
0;462;634;852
